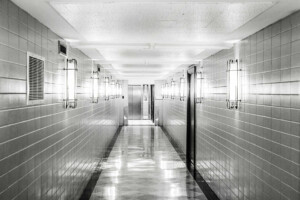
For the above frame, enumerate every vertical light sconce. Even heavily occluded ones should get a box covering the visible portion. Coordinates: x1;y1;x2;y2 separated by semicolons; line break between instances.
110;80;116;99
116;83;119;98
180;77;186;101
91;71;99;103
119;83;123;98
227;59;241;109
105;77;109;101
116;82;122;98
64;59;77;108
196;72;203;103
161;84;165;98
171;80;175;99
165;83;169;98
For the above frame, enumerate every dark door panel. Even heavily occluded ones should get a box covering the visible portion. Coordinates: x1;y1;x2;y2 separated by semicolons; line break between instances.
187;66;196;173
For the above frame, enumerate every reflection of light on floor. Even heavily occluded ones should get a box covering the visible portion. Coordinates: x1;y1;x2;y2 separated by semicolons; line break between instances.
160;161;167;169
127;160;155;168
128;168;154;172
160;161;185;169
104;171;119;177
164;170;174;179
104;186;116;200
115;159;122;169
170;183;181;197
128;120;154;126
89;126;207;200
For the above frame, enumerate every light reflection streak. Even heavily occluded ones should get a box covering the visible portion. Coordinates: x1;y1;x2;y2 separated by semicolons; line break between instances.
104;186;116;200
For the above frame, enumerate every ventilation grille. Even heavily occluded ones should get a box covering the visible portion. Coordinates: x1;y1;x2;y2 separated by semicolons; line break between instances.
28;54;45;102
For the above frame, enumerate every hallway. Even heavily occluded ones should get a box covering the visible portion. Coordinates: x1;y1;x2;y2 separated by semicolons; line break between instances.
1;0;300;199
87;126;206;200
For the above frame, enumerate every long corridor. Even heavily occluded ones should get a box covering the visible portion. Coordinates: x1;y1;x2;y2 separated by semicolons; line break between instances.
88;126;206;200
1;0;300;199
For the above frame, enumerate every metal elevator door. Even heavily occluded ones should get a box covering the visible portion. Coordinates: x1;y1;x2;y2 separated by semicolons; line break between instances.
128;85;142;120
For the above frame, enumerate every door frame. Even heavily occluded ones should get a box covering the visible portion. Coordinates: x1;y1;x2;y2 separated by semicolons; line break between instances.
186;65;197;173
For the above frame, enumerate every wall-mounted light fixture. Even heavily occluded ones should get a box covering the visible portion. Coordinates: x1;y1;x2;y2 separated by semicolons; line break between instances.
116;83;119;98
165;83;170;98
196;72;203;103
110;80;116;99
171;80;175;99
119;83;123;98
226;59;241;109
91;71;99;103
163;84;167;99
116;82;122;98
180;77;186;101
161;84;165;99
105;77;109;101
64;59;78;108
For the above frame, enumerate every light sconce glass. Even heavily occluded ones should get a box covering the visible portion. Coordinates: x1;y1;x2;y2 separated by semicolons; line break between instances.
180;77;186;101
110;80;116;98
105;77;109;101
116;82;122;98
64;59;77;108
119;83;123;98
162;84;167;99
161;84;165;98
165;83;170;98
171;80;175;99
91;71;99;103
116;83;119;98
99;77;105;99
196;72;203;103
226;59;241;109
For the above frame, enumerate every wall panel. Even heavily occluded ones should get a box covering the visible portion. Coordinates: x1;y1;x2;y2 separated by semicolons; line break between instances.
0;0;120;199
196;11;300;200
162;73;187;154
160;10;300;200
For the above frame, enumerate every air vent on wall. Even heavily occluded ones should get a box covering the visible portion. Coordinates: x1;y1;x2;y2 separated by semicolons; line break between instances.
27;52;45;105
58;41;67;57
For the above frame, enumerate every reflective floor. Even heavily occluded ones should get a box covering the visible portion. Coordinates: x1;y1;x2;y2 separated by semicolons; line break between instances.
89;126;207;200
128;120;154;126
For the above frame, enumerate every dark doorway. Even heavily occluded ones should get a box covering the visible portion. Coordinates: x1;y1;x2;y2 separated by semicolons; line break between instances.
186;66;196;173
150;85;155;122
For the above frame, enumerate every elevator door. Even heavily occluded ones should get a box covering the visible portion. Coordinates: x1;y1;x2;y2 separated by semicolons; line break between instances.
128;85;142;120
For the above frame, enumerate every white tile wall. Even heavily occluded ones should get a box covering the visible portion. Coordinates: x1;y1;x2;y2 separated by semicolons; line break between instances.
197;12;300;200
0;0;120;199
162;73;187;154
161;10;300;200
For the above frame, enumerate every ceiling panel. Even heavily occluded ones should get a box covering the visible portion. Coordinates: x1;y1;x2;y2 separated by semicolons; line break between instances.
51;1;274;43
17;0;300;84
49;1;275;83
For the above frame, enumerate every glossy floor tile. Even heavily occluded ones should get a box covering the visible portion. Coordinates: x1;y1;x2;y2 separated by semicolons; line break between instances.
128;120;154;126
89;126;207;200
